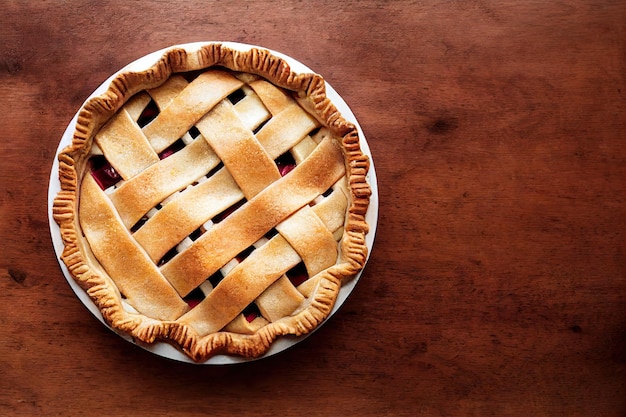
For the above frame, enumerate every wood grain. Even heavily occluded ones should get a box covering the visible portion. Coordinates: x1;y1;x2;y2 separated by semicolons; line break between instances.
1;1;624;416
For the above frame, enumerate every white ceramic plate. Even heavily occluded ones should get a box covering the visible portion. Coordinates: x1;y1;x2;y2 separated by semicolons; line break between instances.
47;42;378;365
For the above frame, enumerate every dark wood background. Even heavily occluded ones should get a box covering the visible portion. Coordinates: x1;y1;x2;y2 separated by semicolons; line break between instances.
1;1;624;416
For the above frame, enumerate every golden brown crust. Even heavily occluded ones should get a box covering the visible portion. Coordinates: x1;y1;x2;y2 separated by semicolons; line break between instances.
53;43;371;361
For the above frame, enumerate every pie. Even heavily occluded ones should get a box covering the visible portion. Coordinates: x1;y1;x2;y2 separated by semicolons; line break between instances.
52;43;371;361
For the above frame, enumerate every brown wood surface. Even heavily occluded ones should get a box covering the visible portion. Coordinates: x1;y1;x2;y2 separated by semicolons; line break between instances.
1;1;624;416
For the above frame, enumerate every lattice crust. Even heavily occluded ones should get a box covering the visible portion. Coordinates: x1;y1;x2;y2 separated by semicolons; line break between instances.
53;44;371;361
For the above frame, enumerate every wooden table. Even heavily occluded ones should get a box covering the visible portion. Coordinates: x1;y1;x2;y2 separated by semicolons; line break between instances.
2;1;624;415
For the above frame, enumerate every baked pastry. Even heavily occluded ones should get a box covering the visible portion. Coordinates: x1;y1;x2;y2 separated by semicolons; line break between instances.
53;43;371;361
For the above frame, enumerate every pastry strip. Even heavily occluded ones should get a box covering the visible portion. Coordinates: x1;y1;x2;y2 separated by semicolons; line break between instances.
124;93;152;121
247;79;293;114
232;86;271;131
197;100;280;198
312;179;349;233
79;174;189;320
255;276;305;322
94;109;159;179
274;206;337;277
255;104;319;159
148;75;189;108
223;313;269;334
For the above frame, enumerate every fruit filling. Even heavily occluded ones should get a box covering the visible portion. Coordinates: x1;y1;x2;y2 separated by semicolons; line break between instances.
158;138;186;159
275;152;297;176
286;262;309;287
90;156;121;190
212;199;247;223
89;135;189;192
242;303;262;323
183;287;205;309
235;246;255;263
136;99;159;127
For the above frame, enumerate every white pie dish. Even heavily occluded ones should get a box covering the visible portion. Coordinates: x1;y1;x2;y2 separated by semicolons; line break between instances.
47;42;378;364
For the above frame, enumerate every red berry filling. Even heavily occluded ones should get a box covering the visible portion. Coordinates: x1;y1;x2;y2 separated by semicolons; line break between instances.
235;246;255;263
90;156;121;190
242;303;261;323
212;199;246;223
158;139;186;159
89;137;187;191
185;299;202;309
137;100;159;127
275;152;297;176
183;288;205;309
286;262;308;287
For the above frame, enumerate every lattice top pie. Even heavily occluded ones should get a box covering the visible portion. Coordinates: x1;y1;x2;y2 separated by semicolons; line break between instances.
53;44;371;361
